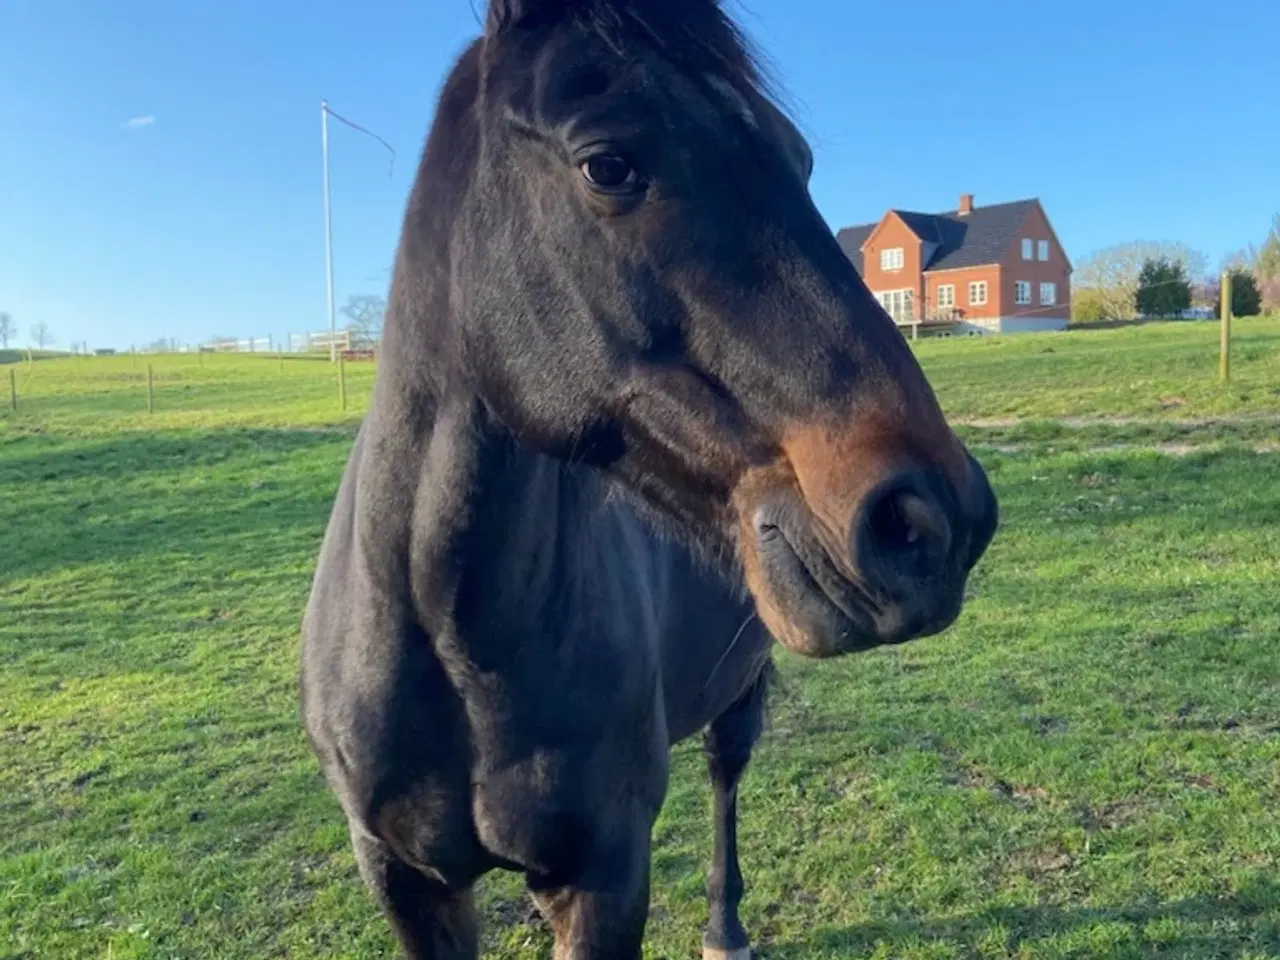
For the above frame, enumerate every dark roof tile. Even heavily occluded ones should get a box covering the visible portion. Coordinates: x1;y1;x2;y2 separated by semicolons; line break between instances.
836;223;874;275
835;199;1039;274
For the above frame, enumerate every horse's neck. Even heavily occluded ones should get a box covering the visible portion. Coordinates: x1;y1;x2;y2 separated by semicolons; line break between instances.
364;390;615;651
358;384;764;739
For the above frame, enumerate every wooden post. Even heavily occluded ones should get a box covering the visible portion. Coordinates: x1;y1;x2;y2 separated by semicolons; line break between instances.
338;354;348;411
1220;271;1232;382
9;368;15;412
147;363;155;413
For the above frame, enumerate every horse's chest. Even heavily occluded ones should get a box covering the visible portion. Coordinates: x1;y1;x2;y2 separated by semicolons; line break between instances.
465;676;670;880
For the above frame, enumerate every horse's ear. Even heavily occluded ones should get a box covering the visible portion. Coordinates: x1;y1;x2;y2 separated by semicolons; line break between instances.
486;0;568;34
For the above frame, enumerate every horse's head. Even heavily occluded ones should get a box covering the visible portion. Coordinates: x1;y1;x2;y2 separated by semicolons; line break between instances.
406;0;997;657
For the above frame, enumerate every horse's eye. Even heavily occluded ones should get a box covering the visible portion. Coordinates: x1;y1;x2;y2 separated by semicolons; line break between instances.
580;154;640;191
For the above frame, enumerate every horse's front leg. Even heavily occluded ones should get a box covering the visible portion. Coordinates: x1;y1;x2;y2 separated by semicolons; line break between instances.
528;825;653;960
702;664;770;960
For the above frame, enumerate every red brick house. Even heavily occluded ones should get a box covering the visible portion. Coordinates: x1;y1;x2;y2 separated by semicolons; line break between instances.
836;194;1072;335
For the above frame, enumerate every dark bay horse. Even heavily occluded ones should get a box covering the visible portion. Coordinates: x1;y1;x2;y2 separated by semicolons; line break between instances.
300;1;998;956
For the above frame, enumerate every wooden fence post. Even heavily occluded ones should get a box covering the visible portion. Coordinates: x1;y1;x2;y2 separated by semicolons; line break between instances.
338;355;348;412
147;363;155;413
1220;271;1232;382
9;368;15;412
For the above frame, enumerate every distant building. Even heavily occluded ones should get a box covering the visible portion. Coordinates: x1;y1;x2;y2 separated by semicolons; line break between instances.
837;194;1072;335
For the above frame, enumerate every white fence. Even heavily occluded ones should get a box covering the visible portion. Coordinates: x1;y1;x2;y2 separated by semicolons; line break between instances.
296;330;352;353
193;329;378;355
204;337;274;353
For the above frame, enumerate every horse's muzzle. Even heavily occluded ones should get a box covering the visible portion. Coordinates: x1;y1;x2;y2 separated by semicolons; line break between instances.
745;456;997;657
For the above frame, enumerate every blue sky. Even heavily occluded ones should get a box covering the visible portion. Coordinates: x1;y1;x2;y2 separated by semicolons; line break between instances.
1;0;1277;351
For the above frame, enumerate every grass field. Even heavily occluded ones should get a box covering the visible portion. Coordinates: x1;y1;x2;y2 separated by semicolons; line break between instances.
3;318;1280;958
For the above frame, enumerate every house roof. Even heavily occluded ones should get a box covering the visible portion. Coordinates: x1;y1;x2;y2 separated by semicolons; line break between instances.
835;223;875;274
835;199;1040;274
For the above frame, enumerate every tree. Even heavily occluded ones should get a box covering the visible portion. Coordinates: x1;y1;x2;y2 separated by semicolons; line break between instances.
340;294;386;345
1074;241;1208;321
30;321;54;349
1256;213;1280;311
1070;287;1110;325
1135;257;1192;318
1190;277;1220;311
0;312;13;349
1214;269;1263;318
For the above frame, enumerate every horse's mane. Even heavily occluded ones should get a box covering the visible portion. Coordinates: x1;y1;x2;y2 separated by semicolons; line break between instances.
576;1;769;91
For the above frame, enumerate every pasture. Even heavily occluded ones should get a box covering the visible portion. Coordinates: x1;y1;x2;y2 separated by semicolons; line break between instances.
2;318;1279;959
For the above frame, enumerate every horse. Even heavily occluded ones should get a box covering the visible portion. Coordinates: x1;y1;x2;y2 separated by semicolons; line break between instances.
299;1;999;957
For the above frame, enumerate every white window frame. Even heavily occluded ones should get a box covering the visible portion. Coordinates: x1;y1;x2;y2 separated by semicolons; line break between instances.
1040;282;1057;306
880;247;905;271
1015;281;1032;305
1021;238;1033;260
1038;240;1050;262
936;284;955;308
876;288;916;322
968;281;989;306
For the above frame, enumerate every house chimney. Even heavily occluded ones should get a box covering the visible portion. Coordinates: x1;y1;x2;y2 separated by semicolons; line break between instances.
959;193;974;216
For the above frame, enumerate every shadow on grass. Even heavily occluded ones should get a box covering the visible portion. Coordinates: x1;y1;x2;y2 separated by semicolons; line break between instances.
0;427;354;590
761;878;1280;958
0;426;352;484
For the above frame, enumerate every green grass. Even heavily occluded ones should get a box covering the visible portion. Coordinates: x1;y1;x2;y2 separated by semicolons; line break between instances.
0;350;69;366
916;317;1280;422
3;323;1280;958
2;352;375;435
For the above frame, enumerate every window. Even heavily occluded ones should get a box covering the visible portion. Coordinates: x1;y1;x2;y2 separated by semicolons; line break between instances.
880;247;905;271
876;289;915;322
1038;240;1050;262
1021;238;1033;260
936;284;955;308
1040;282;1057;305
968;281;989;306
1015;281;1032;305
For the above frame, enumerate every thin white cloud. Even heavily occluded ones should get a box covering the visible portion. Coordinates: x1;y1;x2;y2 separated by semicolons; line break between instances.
121;115;155;130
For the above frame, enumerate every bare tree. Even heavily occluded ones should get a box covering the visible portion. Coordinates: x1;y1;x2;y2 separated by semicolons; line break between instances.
340;293;387;346
31;321;54;349
1257;213;1280;311
0;312;13;349
1074;241;1209;321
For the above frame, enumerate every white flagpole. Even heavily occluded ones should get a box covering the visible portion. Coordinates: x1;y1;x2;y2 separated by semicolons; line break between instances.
319;101;394;363
321;100;337;363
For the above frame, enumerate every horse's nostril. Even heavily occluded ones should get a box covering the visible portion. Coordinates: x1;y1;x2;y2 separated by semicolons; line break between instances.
858;472;953;582
867;489;928;552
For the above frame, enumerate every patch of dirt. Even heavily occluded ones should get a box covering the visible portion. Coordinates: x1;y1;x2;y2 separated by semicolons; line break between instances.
959;413;1280;429
1009;846;1075;876
947;763;1051;808
1030;715;1070;736
973;441;1279;457
826;770;871;799
70;767;108;790
487;896;546;931
1186;774;1224;793
1081;800;1146;832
